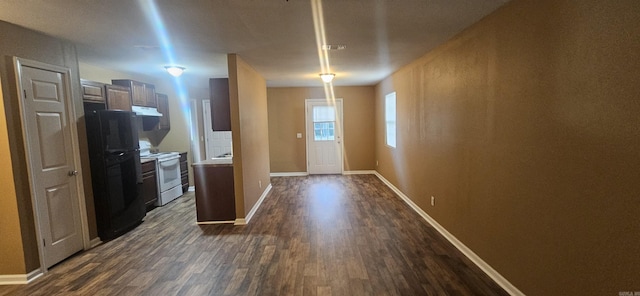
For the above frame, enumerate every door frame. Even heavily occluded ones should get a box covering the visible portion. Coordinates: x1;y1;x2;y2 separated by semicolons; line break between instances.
189;98;201;162
13;57;90;273
305;98;344;174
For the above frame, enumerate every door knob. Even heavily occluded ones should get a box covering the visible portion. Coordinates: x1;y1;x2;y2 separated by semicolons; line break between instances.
68;170;78;176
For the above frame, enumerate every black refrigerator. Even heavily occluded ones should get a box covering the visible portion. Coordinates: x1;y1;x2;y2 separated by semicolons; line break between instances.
85;109;145;241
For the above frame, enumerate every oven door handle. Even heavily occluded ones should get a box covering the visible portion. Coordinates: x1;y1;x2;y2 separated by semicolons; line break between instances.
160;155;181;162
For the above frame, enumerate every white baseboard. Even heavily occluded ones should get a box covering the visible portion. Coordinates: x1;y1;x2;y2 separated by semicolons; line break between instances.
240;183;272;225
89;237;102;249
343;170;376;175
373;171;524;296
205;184;272;226
270;172;308;177
271;171;377;176
188;186;195;192
0;268;42;285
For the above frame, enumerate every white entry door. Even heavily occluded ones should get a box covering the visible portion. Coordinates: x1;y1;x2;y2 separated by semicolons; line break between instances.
306;99;343;174
17;59;84;269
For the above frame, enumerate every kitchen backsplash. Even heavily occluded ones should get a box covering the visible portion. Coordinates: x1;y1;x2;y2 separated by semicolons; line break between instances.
211;131;232;158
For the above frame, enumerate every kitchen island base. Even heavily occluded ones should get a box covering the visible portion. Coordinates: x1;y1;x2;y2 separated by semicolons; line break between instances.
192;160;236;223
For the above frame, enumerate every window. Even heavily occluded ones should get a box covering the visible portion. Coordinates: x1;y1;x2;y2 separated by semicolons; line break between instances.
313;106;336;141
385;92;396;148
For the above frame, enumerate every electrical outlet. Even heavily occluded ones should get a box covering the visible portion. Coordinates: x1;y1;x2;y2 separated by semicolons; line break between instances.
376;160;379;166
431;196;435;206
259;180;262;188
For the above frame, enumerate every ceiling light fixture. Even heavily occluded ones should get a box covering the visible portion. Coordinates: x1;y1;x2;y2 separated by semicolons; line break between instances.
165;66;185;77
319;73;335;83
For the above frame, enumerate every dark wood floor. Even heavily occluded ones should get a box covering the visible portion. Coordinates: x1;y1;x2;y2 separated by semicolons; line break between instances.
0;175;508;296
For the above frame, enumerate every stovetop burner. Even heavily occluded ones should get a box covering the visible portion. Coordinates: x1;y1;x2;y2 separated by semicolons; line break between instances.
139;139;179;161
143;152;180;161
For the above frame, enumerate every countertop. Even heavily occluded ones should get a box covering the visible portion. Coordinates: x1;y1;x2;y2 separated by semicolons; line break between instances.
140;158;156;164
192;158;233;167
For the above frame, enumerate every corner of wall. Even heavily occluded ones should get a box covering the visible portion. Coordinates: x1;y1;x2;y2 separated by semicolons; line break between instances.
0;77;27;275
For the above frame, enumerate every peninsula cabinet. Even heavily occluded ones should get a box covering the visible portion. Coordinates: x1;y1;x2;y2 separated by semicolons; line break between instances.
192;161;235;223
112;79;157;108
105;84;132;111
209;78;231;131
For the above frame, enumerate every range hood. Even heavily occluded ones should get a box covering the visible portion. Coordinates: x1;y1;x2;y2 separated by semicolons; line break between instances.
132;105;163;117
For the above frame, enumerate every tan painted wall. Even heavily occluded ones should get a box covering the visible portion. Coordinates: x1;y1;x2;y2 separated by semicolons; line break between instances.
0;20;85;273
78;62;157;85
227;54;271;218
267;86;376;173
375;0;640;295
0;78;26;275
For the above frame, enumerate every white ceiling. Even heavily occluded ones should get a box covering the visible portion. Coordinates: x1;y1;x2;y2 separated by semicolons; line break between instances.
0;0;509;92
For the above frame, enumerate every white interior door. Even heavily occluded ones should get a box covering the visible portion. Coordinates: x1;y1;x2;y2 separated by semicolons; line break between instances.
202;100;232;159
189;99;201;162
306;99;343;174
17;60;84;269
202;100;216;159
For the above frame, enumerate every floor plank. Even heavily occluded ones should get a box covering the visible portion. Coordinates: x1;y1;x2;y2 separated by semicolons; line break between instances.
0;175;508;296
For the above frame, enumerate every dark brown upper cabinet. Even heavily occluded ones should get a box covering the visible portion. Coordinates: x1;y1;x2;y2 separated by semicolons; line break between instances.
209;78;231;131
112;79;157;108
105;84;132;111
156;93;170;130
81;79;106;104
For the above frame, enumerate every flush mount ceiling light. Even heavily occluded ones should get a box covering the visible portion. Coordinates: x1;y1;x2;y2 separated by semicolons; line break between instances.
164;66;185;77
319;73;335;83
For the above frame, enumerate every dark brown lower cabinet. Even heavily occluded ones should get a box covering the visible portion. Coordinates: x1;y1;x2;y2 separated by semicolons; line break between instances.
180;152;188;193
192;163;235;222
141;160;158;209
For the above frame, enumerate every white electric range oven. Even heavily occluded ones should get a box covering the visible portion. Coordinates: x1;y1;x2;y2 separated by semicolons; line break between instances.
139;140;182;206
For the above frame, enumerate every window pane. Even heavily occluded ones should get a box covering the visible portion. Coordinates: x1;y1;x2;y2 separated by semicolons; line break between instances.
386;123;396;147
385;92;396;148
313;106;335;122
312;105;336;141
314;122;335;141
